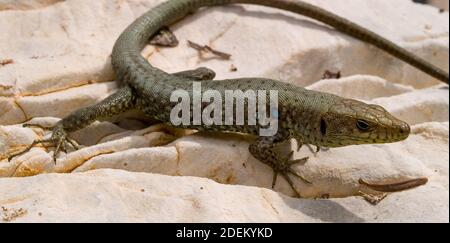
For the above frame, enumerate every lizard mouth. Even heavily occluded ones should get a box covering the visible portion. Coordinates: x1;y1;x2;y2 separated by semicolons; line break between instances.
326;129;410;146
324;120;410;146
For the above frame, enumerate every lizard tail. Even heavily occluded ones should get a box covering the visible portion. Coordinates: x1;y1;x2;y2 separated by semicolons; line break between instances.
112;0;449;85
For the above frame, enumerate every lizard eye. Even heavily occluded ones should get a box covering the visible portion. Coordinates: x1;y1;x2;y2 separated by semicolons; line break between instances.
356;120;370;131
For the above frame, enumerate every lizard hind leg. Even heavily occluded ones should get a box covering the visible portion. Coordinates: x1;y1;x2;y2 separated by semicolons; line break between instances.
249;135;312;198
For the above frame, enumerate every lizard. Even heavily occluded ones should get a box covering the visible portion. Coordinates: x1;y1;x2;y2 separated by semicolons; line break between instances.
7;0;449;197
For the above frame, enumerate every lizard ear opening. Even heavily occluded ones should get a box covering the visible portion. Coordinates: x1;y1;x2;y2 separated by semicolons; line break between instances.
320;118;327;136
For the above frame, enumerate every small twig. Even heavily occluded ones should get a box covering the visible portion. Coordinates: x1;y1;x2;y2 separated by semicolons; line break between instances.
187;40;231;60
0;59;14;66
322;70;341;80
187;40;204;51
230;64;238;72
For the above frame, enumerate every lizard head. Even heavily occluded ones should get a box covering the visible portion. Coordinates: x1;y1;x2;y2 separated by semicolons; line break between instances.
318;99;410;147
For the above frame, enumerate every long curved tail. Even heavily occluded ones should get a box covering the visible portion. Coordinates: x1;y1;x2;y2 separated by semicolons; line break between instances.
112;0;449;84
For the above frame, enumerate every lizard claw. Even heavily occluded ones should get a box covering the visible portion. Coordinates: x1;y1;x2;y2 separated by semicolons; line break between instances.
306;144;321;154
288;166;312;184
7;124;76;163
297;142;303;152
296;139;324;154
66;137;80;150
270;151;311;197
23;123;52;130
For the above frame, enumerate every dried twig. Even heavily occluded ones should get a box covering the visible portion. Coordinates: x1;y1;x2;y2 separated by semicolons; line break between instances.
187;40;231;60
0;59;14;66
359;177;428;193
322;70;341;80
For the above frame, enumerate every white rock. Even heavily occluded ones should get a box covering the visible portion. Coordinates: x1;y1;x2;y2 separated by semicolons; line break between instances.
0;0;63;11
0;169;447;222
373;86;449;125
306;75;414;100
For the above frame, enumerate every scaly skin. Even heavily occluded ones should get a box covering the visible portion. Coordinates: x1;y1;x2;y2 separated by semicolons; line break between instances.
12;0;446;197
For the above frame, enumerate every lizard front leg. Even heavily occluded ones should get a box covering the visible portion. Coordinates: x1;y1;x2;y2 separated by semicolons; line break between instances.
7;65;218;163
249;134;312;197
8;86;136;162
